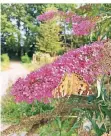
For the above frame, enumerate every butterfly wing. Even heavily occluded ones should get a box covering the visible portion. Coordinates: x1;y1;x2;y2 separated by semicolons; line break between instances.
52;73;68;98
52;73;93;98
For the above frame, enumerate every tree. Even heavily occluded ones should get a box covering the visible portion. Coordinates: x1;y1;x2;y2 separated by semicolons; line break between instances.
1;4;26;58
1;6;20;56
1;4;47;58
36;20;62;56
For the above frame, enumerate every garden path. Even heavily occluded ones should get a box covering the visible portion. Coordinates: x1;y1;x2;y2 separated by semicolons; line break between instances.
0;61;29;96
0;61;30;135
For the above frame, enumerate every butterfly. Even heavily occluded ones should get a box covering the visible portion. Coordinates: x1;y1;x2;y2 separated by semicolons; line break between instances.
52;73;93;98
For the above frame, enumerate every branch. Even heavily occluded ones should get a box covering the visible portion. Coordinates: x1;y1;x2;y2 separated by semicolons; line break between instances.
97;15;111;24
1;101;98;136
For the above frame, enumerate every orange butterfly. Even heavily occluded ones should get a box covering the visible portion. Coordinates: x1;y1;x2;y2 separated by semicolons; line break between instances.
52;73;93;98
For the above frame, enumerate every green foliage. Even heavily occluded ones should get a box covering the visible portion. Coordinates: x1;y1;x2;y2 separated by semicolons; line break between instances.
38;75;111;136
54;4;76;12
21;53;31;63
1;4;46;58
1;76;111;135
1;88;53;124
36;20;63;56
56;48;65;55
38;118;78;136
1;53;10;62
1;53;10;71
1;4;111;59
76;4;111;40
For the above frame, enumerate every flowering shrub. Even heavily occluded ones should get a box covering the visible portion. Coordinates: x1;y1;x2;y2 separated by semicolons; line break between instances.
37;10;96;36
66;14;96;36
66;14;85;23
12;41;107;104
37;10;57;22
72;20;95;36
21;53;31;63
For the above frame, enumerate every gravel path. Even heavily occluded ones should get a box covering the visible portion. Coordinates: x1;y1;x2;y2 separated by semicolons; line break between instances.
0;61;29;135
0;61;29;96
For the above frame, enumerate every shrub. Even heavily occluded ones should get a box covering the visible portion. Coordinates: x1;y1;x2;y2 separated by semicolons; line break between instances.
56;48;65;55
2;99;53;124
35;52;52;63
1;54;10;70
21;53;31;63
1;94;53;124
1;53;10;63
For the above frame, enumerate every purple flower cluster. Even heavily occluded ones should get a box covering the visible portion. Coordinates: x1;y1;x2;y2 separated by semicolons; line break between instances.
12;41;104;104
37;11;57;22
37;11;96;36
37;10;74;21
66;14;85;23
73;20;95;36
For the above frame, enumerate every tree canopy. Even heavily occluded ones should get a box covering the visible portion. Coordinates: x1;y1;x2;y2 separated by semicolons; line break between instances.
1;4;111;58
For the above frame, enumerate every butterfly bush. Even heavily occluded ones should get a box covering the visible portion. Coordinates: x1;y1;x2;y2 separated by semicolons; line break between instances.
72;20;95;36
37;11;73;22
37;11;96;36
66;14;85;23
12;41;106;104
37;11;57;22
67;15;96;35
66;14;96;36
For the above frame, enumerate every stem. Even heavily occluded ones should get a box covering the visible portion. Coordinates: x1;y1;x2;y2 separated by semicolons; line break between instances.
64;21;66;45
71;34;73;49
1;101;99;136
59;128;62;136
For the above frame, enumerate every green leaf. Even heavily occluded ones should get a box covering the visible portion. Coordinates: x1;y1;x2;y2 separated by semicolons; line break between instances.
67;121;79;136
55;117;62;129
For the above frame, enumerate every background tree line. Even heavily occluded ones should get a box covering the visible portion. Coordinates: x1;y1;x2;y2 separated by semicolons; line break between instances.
1;4;111;59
